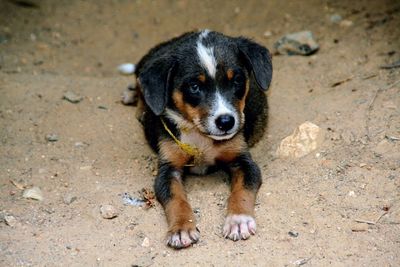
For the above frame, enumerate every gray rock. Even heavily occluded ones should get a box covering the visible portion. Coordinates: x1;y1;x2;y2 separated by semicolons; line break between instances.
288;230;299;237
63;194;77;205
23;186;44;201
45;133;59;142
63;91;83;103
330;14;343;23
274;31;319;56
4;215;17;227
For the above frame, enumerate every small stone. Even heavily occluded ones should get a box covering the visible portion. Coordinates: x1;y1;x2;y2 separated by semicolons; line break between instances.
100;204;118;219
4;215;17;227
276;122;324;158
348;191;356;197
263;31;273;38
330;14;343;24
23;186;44;201
274;31;319;56
288;230;299;237
63;194;77;205
45;133;59;142
63;91;83;104
118;63;135;75
340;20;353;27
141;237;150;247
36;43;49;50
351;223;368;232
74;142;86;148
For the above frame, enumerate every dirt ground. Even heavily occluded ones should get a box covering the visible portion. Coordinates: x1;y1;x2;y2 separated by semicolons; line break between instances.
1;0;399;266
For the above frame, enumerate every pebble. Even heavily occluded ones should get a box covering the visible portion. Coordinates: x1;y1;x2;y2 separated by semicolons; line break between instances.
45;133;59;142
100;204;118;219
330;14;343;23
5;215;17;227
274;31;319;56
276;121;324;158
23;186;44;201
288;230;299;237
348;191;356;197
351;223;368;232
340;20;354;27
263;31;273;38
118;63;135;75
63;194;77;205
141;237;150;247
0;34;9;44
63;91;83;104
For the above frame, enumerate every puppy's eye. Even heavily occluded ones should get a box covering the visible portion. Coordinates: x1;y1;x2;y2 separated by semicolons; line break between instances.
189;83;200;94
233;74;245;86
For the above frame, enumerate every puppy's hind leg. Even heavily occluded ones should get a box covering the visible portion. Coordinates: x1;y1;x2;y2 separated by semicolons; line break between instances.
155;163;200;249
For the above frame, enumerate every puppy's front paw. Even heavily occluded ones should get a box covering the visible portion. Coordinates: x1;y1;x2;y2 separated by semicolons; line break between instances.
166;224;200;249
223;214;256;241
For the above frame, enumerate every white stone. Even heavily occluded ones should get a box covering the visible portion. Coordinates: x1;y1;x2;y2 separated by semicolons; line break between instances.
22;186;43;201
276;121;324;158
118;63;135;75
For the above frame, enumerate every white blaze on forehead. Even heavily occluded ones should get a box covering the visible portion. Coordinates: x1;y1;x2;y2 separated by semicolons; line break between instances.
196;31;217;78
199;29;210;39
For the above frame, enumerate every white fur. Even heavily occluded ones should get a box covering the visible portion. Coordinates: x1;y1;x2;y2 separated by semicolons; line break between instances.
199;29;210;39
206;92;240;140
196;39;217;78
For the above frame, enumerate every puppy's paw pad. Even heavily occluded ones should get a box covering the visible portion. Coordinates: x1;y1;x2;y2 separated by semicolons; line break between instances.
223;214;256;241
166;228;200;249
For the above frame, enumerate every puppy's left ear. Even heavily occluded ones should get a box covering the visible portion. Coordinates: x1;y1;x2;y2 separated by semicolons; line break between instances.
236;38;273;91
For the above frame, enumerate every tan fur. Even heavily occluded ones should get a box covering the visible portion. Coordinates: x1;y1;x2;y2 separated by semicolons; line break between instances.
226;69;234;80
237;79;250;113
165;179;196;233
227;168;256;216
198;74;206;83
159;140;192;168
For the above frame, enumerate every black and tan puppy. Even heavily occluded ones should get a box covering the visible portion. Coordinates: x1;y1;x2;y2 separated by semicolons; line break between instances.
130;30;272;248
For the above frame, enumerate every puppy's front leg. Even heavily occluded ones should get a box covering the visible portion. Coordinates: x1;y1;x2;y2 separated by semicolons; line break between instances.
223;153;262;241
155;163;200;249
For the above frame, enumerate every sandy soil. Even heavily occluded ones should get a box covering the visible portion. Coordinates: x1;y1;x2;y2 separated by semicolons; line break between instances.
1;0;399;266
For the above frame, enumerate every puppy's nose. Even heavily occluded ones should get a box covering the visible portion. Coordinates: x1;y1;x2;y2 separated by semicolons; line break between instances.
215;114;235;132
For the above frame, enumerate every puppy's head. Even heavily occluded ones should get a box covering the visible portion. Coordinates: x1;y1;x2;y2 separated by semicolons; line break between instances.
138;30;272;141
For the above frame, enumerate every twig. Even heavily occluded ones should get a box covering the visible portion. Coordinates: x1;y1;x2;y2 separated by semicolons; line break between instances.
375;212;388;223
354;219;376;225
368;79;400;110
380;60;400;69
354;212;388;225
330;76;354;87
386;135;400;141
366;79;400;140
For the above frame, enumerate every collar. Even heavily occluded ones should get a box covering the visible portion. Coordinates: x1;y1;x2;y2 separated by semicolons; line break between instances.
160;118;202;166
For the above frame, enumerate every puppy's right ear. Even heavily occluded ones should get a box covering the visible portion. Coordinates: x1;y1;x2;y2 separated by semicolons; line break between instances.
138;58;177;116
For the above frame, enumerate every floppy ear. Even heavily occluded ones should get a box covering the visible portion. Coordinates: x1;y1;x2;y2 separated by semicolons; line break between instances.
236;37;273;91
138;58;177;115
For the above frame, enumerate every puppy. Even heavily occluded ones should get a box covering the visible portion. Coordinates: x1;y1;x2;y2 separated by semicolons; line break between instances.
130;30;272;248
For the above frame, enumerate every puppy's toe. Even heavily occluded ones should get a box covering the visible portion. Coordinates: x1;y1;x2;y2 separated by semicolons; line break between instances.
223;214;256;241
121;89;136;105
